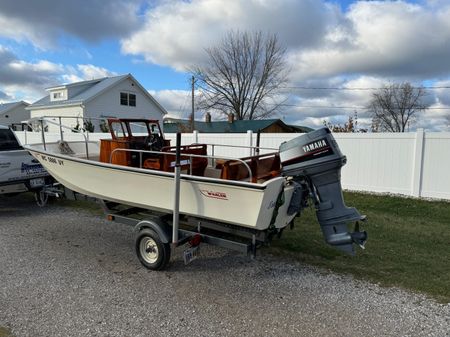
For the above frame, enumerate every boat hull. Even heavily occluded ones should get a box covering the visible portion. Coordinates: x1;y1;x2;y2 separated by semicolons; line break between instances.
26;146;296;231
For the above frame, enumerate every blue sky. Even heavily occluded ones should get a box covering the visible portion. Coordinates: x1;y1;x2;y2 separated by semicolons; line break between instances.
1;0;450;131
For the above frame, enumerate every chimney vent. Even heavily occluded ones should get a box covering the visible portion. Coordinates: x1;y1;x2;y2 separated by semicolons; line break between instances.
205;112;211;123
228;113;235;123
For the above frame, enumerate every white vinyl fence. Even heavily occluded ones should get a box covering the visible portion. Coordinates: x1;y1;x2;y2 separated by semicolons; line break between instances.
15;129;450;200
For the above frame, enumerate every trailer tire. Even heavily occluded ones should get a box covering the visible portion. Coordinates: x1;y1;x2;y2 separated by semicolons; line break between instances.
135;228;171;270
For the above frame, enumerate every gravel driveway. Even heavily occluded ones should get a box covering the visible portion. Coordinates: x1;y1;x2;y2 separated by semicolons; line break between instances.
1;194;449;337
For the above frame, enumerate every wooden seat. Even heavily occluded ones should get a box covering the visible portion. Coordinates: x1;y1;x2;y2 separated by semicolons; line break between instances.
219;152;281;183
100;139;131;166
160;144;208;176
143;158;161;170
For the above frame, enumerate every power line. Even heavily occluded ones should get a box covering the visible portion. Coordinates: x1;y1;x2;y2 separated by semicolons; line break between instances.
279;104;366;109
278;103;450;110
281;86;450;91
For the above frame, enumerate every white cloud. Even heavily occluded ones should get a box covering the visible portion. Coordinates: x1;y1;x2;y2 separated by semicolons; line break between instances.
122;0;450;81
122;0;335;71
289;1;450;81
0;0;143;49
119;0;450;131
0;90;12;101
0;46;118;103
0;46;64;97
149;89;192;119
62;65;118;83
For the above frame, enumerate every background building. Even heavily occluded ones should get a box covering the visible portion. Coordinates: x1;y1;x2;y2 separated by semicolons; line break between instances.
164;113;312;133
0;101;30;129
27;74;167;132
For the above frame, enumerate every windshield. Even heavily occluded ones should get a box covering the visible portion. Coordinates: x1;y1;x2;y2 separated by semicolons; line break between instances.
109;122;129;138
129;121;150;136
0;129;22;151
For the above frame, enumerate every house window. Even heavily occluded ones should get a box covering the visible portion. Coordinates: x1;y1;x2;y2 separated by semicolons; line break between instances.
120;92;128;105
129;94;136;107
51;91;65;101
120;92;136;107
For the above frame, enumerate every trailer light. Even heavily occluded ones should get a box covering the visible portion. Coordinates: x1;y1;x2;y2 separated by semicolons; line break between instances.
189;234;202;247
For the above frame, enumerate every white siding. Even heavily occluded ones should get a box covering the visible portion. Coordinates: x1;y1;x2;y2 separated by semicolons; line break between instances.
28;77;166;134
30;106;84;132
0;103;30;126
85;77;164;132
49;89;67;102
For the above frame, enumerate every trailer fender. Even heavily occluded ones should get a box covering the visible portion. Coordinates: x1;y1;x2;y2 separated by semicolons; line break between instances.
134;219;171;244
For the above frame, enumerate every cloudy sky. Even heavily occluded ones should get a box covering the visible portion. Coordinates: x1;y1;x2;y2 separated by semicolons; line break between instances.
1;0;450;131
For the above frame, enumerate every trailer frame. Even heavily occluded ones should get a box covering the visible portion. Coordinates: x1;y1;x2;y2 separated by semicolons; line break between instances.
38;183;273;270
100;199;265;268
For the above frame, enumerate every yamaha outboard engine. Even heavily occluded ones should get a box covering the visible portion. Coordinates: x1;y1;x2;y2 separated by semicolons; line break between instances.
279;128;367;254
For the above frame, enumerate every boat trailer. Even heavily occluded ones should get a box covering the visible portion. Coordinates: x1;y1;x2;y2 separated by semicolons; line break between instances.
102;200;271;270
38;182;277;270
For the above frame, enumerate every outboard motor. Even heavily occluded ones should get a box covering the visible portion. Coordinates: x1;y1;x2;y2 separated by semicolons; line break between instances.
279;128;367;254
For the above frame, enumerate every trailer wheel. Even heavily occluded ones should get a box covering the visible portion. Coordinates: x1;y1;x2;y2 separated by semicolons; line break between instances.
135;228;171;270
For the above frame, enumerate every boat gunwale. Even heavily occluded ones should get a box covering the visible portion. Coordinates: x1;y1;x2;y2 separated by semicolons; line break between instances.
23;145;281;191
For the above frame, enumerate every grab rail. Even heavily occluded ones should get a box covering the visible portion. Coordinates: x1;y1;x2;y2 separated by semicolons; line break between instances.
34;117;91;160
110;148;254;183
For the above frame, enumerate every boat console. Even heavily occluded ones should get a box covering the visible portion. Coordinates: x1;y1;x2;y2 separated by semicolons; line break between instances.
99;118;281;182
99;118;170;167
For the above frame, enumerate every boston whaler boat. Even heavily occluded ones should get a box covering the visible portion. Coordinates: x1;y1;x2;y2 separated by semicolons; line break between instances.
24;117;367;270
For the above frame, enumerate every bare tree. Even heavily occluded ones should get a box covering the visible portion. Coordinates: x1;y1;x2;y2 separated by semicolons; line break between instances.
368;82;429;132
192;30;288;120
324;111;367;133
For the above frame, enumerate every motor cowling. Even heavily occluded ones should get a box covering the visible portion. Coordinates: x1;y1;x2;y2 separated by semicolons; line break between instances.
279;128;367;254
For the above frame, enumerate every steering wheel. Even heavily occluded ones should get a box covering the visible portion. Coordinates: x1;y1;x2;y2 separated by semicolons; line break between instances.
145;134;164;151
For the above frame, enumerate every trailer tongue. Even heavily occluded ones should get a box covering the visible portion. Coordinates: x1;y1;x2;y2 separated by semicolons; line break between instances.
279;128;367;254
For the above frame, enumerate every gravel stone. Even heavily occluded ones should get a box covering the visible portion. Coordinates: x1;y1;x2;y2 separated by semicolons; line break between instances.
1;194;449;337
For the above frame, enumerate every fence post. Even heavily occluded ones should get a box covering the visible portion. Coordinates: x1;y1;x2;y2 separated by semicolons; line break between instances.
193;130;199;143
411;128;425;197
247;130;253;156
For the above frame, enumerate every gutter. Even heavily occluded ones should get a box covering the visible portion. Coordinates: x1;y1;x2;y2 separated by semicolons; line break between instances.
26;101;84;110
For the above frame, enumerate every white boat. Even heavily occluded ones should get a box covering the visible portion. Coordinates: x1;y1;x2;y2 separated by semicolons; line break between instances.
24;117;367;260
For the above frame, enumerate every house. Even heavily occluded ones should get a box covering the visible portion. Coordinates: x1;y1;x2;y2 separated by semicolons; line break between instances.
0;101;30;129
27;74;167;132
163;113;312;133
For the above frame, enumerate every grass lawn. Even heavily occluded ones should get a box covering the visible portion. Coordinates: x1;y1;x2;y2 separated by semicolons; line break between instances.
0;327;14;337
269;192;450;303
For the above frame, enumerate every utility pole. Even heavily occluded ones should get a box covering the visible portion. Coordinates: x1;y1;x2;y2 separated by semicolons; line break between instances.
190;75;195;132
